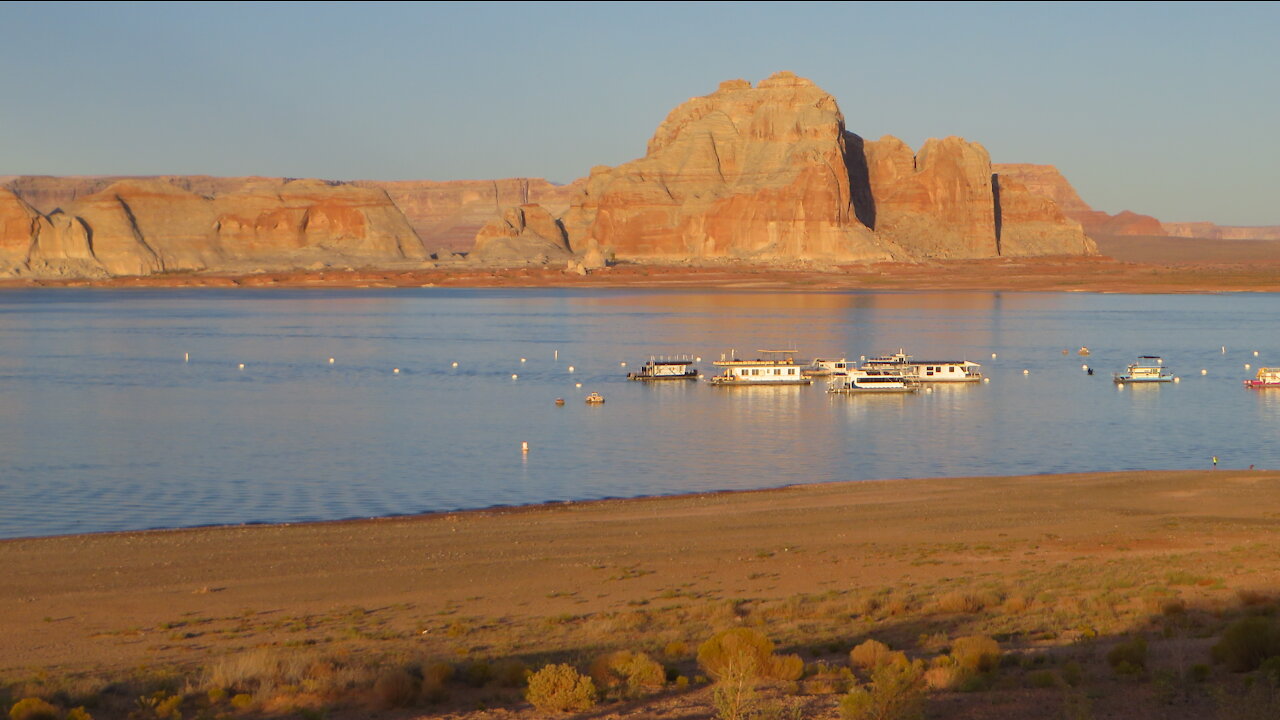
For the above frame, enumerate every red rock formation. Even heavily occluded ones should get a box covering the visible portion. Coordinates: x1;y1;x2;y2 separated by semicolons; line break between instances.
562;72;890;262
354;178;583;253
866;135;1000;258
0;190;42;272
994;178;1098;256
993;164;1160;238
471;204;572;262
1161;222;1280;241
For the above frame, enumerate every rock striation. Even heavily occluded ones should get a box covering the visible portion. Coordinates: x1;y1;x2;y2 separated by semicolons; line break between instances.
0;178;427;279
470;204;572;263
548;73;1093;264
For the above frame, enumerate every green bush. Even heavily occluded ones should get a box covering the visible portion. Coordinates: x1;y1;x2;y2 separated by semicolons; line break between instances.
1213;617;1280;672
1106;636;1148;675
525;664;598;713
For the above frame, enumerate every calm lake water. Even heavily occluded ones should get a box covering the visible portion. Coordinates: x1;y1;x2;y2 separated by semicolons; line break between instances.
1;287;1278;539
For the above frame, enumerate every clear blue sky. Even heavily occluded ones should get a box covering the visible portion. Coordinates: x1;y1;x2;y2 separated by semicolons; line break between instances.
2;2;1277;225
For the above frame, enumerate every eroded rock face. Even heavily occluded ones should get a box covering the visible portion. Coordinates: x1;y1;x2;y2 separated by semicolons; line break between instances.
993;164;1161;238
562;71;891;262
471;204;572;263
0;178;427;278
1162;222;1280;240
994;178;1098;256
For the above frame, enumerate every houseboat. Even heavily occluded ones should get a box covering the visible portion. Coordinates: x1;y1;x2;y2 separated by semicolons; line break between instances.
708;350;813;386
1244;367;1280;389
861;350;984;383
1113;356;1175;384
803;358;854;376
828;369;919;394
627;357;698;381
585;391;606;404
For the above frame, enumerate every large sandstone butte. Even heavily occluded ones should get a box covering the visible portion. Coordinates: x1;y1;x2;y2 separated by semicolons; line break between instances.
555;72;1093;262
0;178;428;279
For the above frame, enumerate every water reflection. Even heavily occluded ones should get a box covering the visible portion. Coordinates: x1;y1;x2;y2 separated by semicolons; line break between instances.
1;288;1280;538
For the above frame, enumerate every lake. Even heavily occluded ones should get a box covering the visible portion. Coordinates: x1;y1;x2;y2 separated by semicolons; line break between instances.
1;287;1277;539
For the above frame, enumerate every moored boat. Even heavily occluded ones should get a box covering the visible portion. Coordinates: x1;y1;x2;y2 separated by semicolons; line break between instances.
627;357;699;381
708;349;812;386
1244;367;1280;389
585;391;606;404
828;369;919;394
861;350;983;383
1114;356;1175;384
802;358;854;376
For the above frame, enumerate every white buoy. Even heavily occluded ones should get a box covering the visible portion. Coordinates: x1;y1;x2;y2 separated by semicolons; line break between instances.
511;373;518;380
568;366;575;373
521;358;527;363
695;356;702;363
991;353;998;359
925;387;933;394
451;361;458;368
238;363;245;370
575;382;582;388
1222;346;1227;353
1255;351;1260;357
1202;369;1208;375
1174;377;1181;383
1081;364;1088;371
521;441;529;453
1023;369;1030;375
1246;364;1252;370
329;357;335;364
393;368;400;374
620;362;627;367
184;352;189;362
554;350;559;360
982;377;990;384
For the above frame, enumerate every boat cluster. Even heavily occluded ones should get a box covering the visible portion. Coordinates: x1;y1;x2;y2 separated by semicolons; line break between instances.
626;349;983;394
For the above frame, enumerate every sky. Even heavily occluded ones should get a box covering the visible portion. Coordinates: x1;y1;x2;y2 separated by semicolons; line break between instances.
1;2;1277;226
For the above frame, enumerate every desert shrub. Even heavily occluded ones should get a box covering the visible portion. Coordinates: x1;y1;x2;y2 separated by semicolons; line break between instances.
525;664;597;713
766;654;804;682
1002;595;1030;613
9;698;59;720
1237;589;1272;608
936;591;985;614
1216;675;1280;720
491;658;529;688
850;640;895;671
1061;661;1084;687
1213;616;1280;672
698;628;774;681
460;660;492;688
373;667;417;709
950;636;1001;673
1106;636;1148;675
420;661;454;703
923;663;963;691
801;662;854;694
65;709;92;720
839;657;927;720
229;694;254;710
589;651;665;700
664;640;689;659
1027;670;1057;689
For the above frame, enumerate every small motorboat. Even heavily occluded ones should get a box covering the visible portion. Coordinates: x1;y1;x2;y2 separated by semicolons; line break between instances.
585;392;605;404
827;369;919;394
554;398;566;406
627;357;698;381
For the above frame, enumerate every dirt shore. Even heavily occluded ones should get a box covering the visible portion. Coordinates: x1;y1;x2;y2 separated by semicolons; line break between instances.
3;254;1280;294
4;470;1280;718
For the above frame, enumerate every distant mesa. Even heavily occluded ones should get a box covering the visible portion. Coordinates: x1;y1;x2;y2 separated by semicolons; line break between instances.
3;73;1273;280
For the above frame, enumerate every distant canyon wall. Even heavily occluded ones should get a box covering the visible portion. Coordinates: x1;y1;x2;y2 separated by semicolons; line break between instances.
993;164;1280;241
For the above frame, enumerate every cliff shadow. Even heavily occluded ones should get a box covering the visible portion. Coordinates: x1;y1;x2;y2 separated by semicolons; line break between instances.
844;132;876;230
991;173;1003;254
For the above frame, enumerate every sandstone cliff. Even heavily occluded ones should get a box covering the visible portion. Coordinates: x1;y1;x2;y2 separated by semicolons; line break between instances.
553;73;1090;263
0;178;428;279
1161;222;1280;241
993;164;1160;237
471;204;573;263
561;72;892;262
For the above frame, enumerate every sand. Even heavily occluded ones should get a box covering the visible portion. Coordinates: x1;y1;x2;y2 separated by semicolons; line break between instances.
5;470;1279;680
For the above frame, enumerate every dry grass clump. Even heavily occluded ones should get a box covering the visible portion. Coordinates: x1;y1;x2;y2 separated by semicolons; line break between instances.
525;664;597;713
849;639;895;671
949;636;1001;673
935;591;987;614
1212;617;1280;672
588;650;665;700
372;667;417;710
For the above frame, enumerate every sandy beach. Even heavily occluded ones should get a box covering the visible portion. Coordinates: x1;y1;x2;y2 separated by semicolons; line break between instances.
5;469;1280;718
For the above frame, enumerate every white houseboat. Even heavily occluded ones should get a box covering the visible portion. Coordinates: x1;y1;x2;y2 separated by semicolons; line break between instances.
1114;356;1175;384
828;369;919;394
861;350;983;383
627;357;699;381
708;350;813;386
803;358;854;376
